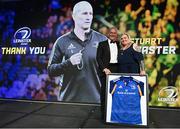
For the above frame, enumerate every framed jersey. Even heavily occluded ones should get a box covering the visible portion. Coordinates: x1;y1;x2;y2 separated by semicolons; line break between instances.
105;73;148;127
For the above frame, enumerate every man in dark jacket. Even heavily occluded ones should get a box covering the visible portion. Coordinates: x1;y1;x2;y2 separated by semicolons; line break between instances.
96;27;120;118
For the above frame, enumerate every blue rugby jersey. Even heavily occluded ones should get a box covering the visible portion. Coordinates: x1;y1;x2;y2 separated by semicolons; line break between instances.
109;76;144;124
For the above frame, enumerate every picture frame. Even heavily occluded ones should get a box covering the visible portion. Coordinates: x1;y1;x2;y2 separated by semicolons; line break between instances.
105;73;148;127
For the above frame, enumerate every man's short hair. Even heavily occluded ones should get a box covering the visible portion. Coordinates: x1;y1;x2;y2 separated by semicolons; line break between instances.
72;1;92;16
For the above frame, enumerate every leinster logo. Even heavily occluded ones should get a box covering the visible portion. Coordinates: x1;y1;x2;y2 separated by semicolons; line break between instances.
92;41;99;48
158;86;178;104
13;27;31;45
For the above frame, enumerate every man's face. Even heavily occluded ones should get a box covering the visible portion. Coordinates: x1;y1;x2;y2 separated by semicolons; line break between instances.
121;34;130;46
73;5;93;30
108;28;118;41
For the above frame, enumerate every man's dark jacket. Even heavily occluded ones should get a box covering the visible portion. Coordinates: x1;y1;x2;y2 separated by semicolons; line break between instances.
96;40;120;76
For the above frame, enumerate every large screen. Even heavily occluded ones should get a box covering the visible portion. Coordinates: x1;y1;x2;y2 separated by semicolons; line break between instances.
0;0;179;107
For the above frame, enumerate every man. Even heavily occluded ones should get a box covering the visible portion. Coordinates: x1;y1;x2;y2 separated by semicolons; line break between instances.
47;1;107;103
96;27;120;118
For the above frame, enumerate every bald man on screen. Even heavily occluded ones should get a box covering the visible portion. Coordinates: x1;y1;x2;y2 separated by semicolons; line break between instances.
48;1;107;103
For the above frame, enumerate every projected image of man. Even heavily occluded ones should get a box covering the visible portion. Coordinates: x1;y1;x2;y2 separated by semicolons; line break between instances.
47;1;107;103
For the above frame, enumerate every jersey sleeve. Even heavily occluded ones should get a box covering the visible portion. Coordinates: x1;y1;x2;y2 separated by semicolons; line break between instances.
109;80;116;93
138;81;144;96
133;77;144;96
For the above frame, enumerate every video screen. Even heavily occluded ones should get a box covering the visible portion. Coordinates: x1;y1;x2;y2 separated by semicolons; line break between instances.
0;0;179;107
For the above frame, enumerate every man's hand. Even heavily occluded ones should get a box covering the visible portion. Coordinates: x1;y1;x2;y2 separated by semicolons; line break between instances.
70;52;82;65
103;68;111;75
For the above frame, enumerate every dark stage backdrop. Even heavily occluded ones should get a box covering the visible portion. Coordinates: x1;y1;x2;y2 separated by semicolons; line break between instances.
0;0;179;107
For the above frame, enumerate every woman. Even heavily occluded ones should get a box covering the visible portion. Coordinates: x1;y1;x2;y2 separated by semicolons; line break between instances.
118;33;146;75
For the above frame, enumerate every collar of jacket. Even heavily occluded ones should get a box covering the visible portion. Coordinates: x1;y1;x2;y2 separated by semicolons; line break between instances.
70;29;93;42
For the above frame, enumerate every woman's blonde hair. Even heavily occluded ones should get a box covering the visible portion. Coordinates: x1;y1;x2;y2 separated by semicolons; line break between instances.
120;32;131;40
119;33;132;46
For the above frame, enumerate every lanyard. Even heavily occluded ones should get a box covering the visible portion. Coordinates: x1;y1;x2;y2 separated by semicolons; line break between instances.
77;47;85;70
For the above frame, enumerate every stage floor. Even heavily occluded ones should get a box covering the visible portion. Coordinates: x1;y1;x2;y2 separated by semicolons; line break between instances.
0;100;180;128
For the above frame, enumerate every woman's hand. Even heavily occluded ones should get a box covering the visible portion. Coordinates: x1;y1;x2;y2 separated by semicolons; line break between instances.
140;70;146;75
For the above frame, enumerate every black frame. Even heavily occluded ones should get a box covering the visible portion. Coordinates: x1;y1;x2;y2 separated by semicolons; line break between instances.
105;73;149;127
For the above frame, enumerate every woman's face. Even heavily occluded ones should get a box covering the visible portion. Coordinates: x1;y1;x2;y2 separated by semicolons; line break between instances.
120;34;131;46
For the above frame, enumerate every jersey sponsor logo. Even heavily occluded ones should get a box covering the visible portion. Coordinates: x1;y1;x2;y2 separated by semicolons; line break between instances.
117;91;136;95
92;41;99;48
158;86;178;104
